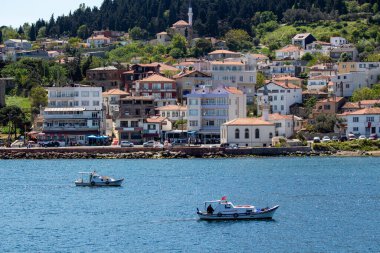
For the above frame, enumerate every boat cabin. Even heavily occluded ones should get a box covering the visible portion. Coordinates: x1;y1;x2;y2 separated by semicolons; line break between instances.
203;200;256;214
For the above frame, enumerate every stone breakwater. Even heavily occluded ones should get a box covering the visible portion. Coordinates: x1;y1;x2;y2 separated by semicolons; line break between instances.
0;146;349;160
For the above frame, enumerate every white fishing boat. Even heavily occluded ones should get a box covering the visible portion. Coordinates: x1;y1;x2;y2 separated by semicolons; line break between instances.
75;171;124;187
197;197;279;220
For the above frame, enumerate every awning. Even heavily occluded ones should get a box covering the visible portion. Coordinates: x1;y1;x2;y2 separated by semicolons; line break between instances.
44;107;86;112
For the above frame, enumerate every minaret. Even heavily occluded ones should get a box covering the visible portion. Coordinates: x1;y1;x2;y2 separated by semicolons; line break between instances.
261;84;270;121
188;0;193;26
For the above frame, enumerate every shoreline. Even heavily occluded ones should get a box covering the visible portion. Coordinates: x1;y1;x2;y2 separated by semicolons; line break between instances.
0;147;379;159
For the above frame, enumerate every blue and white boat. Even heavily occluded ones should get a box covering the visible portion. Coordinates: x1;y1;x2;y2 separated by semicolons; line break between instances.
75;171;124;187
197;197;279;220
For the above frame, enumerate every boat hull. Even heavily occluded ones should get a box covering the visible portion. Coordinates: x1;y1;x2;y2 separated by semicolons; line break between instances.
75;179;124;187
197;205;279;220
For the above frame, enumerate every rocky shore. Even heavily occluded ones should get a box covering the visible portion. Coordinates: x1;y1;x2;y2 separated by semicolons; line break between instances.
0;147;376;160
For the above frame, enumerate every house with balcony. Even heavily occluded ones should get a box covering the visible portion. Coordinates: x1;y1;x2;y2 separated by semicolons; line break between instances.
4;39;32;50
329;71;378;97
173;69;212;103
115;96;155;144
312;96;346;118
157;104;187;122
275;45;304;60
330;37;348;47
341;100;380;113
86;66;124;91
86;35;111;48
305;41;332;55
122;63;160;92
257;81;302;115
185;86;246;143
330;44;359;61
42;85;104;145
308;63;337;77
133;74;177;107
307;76;332;91
143;116;172;141
340;108;380;137
102;89;130;136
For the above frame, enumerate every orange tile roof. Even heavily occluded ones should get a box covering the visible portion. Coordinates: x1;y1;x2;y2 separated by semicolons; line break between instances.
268;81;301;89
224;118;275;126
342;102;360;109
273;76;302;81
319;97;345;103
308;75;332;80
210;61;244;66
344;108;380;115
146;116;168;123
276;45;302;53
157;105;187;111
260;113;301;121
173;69;211;79
208;50;240;55
251;53;269;59
360;100;380;105
173;20;189;26
102;89;129;96
225;87;244;95
139;74;175;82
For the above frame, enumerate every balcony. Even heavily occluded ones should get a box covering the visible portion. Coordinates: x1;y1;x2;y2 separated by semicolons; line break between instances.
42;126;99;131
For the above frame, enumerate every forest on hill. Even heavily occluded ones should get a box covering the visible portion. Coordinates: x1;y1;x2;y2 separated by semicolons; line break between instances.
14;0;380;39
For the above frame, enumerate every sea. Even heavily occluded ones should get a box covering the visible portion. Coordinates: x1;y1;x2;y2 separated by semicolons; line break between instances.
1;157;379;252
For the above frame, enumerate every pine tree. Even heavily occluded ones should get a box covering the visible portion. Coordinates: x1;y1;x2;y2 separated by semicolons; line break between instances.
29;24;36;41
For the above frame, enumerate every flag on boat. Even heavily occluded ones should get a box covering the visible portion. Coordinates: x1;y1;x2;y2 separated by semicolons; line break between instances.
221;196;227;200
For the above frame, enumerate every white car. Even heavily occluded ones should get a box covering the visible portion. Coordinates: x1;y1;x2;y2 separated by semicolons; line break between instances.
120;141;134;147
321;136;331;143
313;137;321;143
358;135;367;140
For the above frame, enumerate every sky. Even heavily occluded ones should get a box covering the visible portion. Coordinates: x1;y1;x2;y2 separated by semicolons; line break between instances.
0;0;104;27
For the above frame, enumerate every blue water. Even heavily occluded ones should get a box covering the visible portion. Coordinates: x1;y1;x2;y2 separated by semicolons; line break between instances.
1;157;379;252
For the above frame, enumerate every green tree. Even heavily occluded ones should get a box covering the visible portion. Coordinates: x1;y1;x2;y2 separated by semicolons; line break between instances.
170;34;187;56
37;26;46;38
77;25;89;40
30;86;48;114
191;38;213;57
301;52;314;61
224;29;252;51
29;24;36;41
0;30;3;44
256;72;266;89
315;114;338;133
351;87;377;102
0;105;28;143
128;26;147;40
252;11;277;25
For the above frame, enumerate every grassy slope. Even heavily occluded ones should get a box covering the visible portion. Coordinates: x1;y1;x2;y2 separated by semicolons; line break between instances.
5;96;31;110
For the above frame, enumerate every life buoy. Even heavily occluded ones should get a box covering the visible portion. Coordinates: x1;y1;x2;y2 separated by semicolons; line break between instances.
217;212;222;217
233;213;239;218
90;181;95;186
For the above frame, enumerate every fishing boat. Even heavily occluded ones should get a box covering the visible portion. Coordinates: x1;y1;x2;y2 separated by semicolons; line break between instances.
197;197;279;220
75;171;124;187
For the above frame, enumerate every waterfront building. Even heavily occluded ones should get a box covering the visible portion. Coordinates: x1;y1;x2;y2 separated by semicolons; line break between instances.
186;86;246;142
122;63;160;92
143;116;172;141
341;100;380;113
173;69;212;103
42;85;104;145
157;104;187;122
115;96;155;144
341;108;380;137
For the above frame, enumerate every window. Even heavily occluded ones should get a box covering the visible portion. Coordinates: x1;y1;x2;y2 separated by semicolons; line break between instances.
255;129;260;139
353;127;359;131
245;129;249;139
275;123;282;128
164;83;172;90
93;101;100;106
81;91;89;97
93;91;100;97
162;112;165;117
189;99;198;105
153;83;161;90
235;129;240;139
353;117;359;122
269;132;273;138
281;96;284;101
81;101;89;106
189;110;198;116
92;112;99;118
281;105;284;111
366;117;374;122
189;121;198;127
92;120;99;127
131;121;139;127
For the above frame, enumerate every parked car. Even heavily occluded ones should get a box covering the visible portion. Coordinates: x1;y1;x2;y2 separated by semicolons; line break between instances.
313;137;321;143
348;133;356;141
369;134;378;140
226;144;239;149
358;135;367;140
171;139;188;147
120;141;134;147
220;143;230;148
143;140;155;147
321;136;331;143
332;136;339;142
39;141;61;147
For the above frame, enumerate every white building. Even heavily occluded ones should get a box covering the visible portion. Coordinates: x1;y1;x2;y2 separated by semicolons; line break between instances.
329;71;378;97
143;116;173;141
221;118;275;147
43;85;104;145
208;50;241;61
156;32;171;45
330;37;348;47
275;45;303;60
307;76;332;91
186;86;246;141
261;113;303;138
4;39;32;50
341;108;380;137
257;81;302;115
86;35;111;48
157;104;187;122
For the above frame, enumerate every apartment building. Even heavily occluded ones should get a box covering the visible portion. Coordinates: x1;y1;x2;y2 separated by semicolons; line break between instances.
42;85;104;145
86;66;124;91
185;86;246;142
342;108;380;137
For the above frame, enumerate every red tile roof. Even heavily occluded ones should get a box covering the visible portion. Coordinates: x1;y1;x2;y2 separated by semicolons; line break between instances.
157;105;187;111
139;74;175;82
172;20;189;26
146;116;168;123
268;81;301;89
208;50;240;55
224;118;275;126
102;89;129;96
344;108;380;115
225;87;244;95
